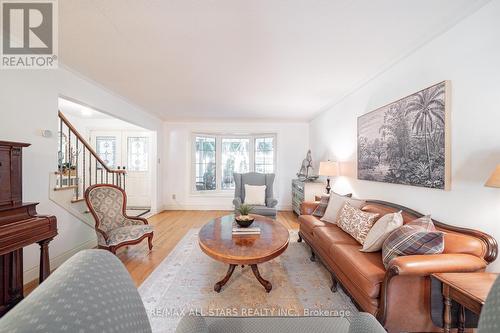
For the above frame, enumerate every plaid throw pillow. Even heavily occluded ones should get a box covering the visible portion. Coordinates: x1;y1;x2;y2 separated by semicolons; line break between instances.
312;195;330;217
382;215;444;269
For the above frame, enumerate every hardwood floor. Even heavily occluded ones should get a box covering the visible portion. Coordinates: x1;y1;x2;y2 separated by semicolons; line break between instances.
23;210;300;294
116;210;299;286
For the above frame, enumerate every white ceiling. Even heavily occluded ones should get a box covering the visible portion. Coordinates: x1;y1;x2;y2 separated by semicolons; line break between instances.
59;98;111;119
59;0;488;121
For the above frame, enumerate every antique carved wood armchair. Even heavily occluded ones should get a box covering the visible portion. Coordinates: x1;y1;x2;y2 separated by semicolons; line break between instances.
84;184;154;254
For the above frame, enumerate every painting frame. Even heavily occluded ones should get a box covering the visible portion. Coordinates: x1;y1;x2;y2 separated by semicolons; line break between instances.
357;81;451;190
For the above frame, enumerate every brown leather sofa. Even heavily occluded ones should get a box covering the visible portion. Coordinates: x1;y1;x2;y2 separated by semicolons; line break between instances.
298;200;497;333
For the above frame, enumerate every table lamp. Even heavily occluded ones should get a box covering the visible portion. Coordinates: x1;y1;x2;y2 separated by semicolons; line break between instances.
485;165;500;188
319;161;339;194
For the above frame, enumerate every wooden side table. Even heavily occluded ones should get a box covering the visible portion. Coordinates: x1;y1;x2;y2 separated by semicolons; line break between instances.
432;272;498;333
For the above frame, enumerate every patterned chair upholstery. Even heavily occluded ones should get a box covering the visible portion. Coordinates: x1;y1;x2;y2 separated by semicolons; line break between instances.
85;184;154;254
175;313;387;333
478;275;500;332
0;250;152;333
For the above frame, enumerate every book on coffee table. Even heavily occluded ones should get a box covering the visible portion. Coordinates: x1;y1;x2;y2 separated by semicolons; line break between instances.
232;226;261;235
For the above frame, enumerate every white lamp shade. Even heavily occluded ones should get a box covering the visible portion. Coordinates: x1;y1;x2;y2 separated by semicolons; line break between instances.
486;165;500;188
319;161;339;177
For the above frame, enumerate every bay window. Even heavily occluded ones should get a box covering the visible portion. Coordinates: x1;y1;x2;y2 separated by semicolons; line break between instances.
194;136;216;191
255;137;275;173
221;137;250;189
192;133;276;193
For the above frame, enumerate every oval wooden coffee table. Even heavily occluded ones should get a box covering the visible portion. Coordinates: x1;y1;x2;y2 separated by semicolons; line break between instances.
199;214;289;293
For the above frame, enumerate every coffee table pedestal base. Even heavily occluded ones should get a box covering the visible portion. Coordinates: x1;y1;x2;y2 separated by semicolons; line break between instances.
251;264;272;293
214;264;272;293
214;264;236;292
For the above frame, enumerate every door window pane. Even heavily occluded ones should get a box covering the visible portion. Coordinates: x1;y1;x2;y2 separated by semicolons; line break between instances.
96;136;116;168
195;136;216;191
127;137;149;172
221;138;250;189
255;137;274;173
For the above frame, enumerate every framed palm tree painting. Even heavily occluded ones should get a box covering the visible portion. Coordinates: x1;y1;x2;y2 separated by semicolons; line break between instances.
357;81;451;190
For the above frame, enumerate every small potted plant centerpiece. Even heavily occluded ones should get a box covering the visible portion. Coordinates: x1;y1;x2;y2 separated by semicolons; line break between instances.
235;204;255;228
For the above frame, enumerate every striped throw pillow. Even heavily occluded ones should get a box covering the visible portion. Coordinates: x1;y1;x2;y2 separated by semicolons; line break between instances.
382;215;444;269
312;195;330;217
312;193;352;218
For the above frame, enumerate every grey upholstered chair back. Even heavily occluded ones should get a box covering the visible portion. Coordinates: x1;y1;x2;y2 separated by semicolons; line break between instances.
0;250;152;333
234;172;275;203
478;275;500;332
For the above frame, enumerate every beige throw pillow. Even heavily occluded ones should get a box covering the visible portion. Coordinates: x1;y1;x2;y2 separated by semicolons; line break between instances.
244;184;266;205
337;202;379;245
320;192;365;224
360;211;403;252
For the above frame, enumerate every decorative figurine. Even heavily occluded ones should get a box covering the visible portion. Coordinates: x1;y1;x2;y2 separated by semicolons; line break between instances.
297;150;319;181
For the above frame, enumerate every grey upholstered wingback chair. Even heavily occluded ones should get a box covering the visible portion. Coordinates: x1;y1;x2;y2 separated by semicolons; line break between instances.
233;172;278;218
478;275;500;332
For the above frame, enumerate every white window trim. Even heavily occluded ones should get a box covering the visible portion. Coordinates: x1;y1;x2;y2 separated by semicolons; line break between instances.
190;132;277;196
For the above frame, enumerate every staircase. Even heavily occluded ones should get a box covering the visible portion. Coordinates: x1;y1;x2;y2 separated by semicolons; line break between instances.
50;111;126;227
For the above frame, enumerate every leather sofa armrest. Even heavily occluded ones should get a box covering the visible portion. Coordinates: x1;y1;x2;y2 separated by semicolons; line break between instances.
389;254;487;276
300;201;319;215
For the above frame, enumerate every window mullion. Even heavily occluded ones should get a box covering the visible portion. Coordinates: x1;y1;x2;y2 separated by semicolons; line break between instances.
249;135;255;172
216;136;222;192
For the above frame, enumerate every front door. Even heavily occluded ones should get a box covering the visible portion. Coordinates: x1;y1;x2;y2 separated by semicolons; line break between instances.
90;130;151;208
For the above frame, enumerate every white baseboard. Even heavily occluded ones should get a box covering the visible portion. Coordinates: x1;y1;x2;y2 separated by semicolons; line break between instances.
162;204;293;211
23;237;97;285
163;204;233;210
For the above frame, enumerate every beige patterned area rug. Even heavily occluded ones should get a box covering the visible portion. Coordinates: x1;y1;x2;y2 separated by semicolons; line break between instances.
139;229;358;333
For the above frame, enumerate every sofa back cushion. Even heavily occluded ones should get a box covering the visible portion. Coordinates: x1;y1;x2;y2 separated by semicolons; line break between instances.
442;232;486;258
362;204;419;225
382;216;444;268
337;202;379;245
363;202;488;259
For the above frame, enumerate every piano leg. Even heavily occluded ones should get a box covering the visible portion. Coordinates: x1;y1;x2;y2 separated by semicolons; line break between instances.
37;238;53;283
0;250;23;316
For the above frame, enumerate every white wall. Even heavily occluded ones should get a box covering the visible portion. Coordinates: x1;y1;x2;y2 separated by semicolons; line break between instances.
63;112;146;140
0;65;164;280
163;121;309;210
309;1;500;271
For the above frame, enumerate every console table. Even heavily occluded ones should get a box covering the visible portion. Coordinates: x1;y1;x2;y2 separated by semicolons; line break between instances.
0;141;58;316
291;179;324;215
432;272;499;333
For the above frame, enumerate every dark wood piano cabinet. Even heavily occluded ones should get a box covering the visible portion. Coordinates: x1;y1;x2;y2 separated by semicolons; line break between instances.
0;141;57;316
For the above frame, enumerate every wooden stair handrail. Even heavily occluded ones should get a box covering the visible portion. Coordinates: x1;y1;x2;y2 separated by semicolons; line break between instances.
58;110;125;174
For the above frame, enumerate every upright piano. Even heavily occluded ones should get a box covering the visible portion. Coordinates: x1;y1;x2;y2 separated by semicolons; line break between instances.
0;141;57;316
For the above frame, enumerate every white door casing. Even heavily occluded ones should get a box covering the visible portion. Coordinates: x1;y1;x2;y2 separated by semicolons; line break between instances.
90;130;152;208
